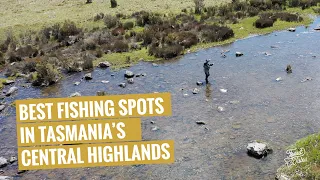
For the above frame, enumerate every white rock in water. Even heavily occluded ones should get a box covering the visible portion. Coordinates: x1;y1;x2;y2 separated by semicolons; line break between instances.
5;86;18;96
98;61;111;68
101;80;109;84
276;77;282;82
74;82;80;86
288;28;296;32
0;176;13;180
0;157;8;168
124;70;134;78
84;73;92;80
217;106;225;112
236;52;244;57
70;92;81;97
220;89;228;93
192;88;200;94
0;105;5;112
247;141;272;158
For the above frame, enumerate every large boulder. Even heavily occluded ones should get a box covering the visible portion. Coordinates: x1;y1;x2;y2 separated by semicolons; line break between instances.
98;61;111;68
247;141;272;159
0;157;8;168
84;73;92;80
5;87;18;97
124;70;134;78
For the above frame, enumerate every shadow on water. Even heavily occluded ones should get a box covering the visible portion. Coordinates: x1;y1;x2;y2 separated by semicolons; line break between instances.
1;17;320;179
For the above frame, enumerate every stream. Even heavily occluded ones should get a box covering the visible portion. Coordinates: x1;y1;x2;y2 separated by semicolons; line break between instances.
0;17;320;180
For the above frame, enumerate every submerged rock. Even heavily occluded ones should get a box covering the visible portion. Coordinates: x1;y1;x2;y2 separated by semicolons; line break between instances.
127;78;134;84
119;83;126;88
286;65;292;74
5;87;18;96
0;176;13;180
288;28;296;32
74;82;80;86
70;92;81;97
84;73;92;80
101;80;109;84
247;141;272;159
9;156;17;164
0;105;5;112
96;91;106;96
124;70;134;78
217;106;225;112
196;81;204;86
152;63;159;67
98;61;111;68
196;121;206;125
0;157;8;168
276;77;283;82
220;89;228;93
301;77;312;83
236;52;244;57
192;88;200;94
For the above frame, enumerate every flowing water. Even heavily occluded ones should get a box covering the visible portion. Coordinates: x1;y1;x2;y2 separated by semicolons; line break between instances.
1;17;320;180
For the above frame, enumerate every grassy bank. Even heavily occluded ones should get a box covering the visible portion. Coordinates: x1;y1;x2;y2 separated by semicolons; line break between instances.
276;133;320;179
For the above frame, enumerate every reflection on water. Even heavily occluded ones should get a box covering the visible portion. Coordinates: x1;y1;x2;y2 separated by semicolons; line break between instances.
1;17;320;179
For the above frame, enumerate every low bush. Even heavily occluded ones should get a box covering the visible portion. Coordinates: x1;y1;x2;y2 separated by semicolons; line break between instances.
123;21;134;30
33;58;59;86
94;13;105;21
200;25;234;42
111;0;117;8
113;40;129;52
275;12;303;22
149;44;183;59
255;18;274;28
104;15;119;29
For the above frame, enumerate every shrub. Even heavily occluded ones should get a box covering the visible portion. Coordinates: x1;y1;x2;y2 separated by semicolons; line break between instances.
194;0;205;14
113;40;129;52
247;6;260;17
206;6;216;16
0;52;5;65
111;0;117;8
141;29;155;45
104;15;119;29
111;27;125;36
59;20;82;41
275;12;303;22
94;13;104;21
82;55;94;70
149;44;183;59
167;32;198;48
6;51;22;63
200;25;234;42
22;58;38;73
123;21;134;30
255;18;274;28
84;37;97;50
33;57;59;86
86;0;92;4
16;45;38;58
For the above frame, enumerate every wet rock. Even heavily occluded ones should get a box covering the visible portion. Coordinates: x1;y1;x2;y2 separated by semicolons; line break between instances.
150;121;155;124
98;61;111;68
192;88;200;94
101;80;109;84
183;93;189;97
236;52;244;57
127;78;134;84
151;126;159;131
84;73;92;80
0;157;8;168
124;70;134;78
288;28;296;32
0;176;13;180
9;156;17;164
217;106;225;112
111;74;115;76
275;172;291;180
220;89;228;93
70;92;81;97
196;121;206;125
315;27;320;31
0;96;4;100
5;87;18;97
2;80;14;85
271;45;279;49
221;54;227;58
152;63;159;67
301;77;312;83
264;52;272;56
17;170;27;174
229;100;240;105
96;91;106;96
141;73;147;77
74;82;80;86
276;77;283;82
196;81;204;86
119;83;126;88
286;65;292;74
135;74;141;77
0;105;5;112
247;141;272;159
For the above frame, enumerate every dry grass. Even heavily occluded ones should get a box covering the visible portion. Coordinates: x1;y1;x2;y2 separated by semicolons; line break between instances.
0;0;229;40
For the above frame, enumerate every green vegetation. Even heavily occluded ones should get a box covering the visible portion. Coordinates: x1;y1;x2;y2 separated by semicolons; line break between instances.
277;133;320;180
0;0;319;84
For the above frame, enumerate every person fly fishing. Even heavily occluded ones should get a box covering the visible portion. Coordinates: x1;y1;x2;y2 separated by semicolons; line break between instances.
204;59;213;84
